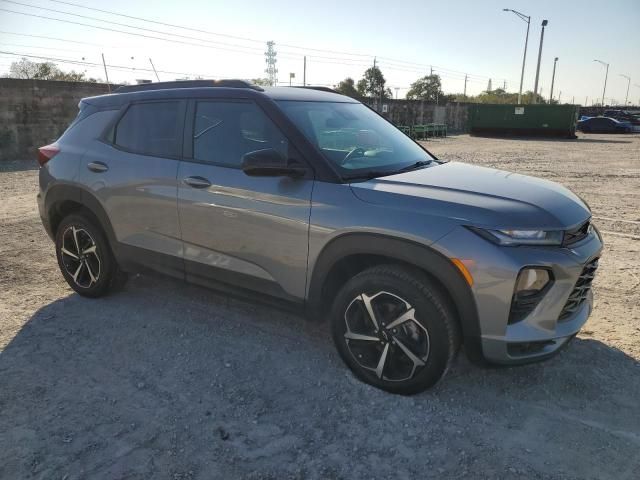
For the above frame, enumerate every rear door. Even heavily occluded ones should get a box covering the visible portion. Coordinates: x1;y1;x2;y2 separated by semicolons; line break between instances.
177;98;313;300
80;100;186;277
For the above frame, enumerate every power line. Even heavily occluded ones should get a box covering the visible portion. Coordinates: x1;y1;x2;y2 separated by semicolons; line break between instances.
1;1;272;55
47;0;373;59
0;8;280;59
0;2;517;87
2;0;508;84
0;50;243;79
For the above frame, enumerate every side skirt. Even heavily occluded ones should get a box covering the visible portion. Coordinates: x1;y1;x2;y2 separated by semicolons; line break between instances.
115;243;305;315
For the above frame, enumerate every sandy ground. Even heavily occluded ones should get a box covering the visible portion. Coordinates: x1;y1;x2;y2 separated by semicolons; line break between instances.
1;134;639;479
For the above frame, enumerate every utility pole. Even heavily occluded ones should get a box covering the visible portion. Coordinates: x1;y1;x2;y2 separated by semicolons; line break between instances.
503;79;506;90
101;53;111;93
549;57;558;102
264;41;278;86
503;9;531;104
533;19;549;104
619;74;631;105
303;56;306;86
585;95;588;106
558;91;561;103
430;65;433;76
572;95;574;104
149;58;160;82
594;59;609;106
463;74;468;98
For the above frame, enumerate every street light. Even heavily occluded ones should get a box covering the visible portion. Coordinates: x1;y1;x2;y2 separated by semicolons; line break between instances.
593;59;609;106
533;19;548;104
619;74;631;106
550;57;558;102
503;8;530;104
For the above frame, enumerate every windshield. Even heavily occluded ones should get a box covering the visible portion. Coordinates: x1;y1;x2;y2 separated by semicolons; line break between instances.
276;101;436;178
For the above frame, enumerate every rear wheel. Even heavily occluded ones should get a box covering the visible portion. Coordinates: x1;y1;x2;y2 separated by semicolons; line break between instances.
330;265;460;395
55;214;126;297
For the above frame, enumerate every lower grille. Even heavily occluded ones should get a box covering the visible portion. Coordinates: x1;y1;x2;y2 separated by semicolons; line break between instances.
558;258;599;321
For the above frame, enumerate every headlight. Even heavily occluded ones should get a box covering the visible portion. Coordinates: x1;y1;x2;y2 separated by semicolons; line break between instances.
468;227;564;246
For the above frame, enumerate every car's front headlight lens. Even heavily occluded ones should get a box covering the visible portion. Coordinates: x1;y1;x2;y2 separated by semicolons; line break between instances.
468;227;564;246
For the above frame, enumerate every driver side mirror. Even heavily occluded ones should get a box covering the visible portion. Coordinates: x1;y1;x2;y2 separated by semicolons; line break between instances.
241;148;306;177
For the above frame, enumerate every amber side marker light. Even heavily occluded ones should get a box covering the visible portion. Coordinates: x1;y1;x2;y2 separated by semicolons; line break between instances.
451;258;474;286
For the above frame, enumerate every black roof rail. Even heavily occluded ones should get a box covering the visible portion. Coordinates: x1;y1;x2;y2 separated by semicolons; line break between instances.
114;79;264;93
293;86;339;94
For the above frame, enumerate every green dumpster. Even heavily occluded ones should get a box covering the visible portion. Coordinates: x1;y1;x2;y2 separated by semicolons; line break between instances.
468;104;579;138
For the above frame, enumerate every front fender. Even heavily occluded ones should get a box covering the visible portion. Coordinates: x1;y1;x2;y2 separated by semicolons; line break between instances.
306;233;484;363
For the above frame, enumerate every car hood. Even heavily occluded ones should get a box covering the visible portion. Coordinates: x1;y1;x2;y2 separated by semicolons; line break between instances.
350;162;590;229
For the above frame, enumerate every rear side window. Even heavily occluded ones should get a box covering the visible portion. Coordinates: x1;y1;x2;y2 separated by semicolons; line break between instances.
193;101;288;167
114;102;182;157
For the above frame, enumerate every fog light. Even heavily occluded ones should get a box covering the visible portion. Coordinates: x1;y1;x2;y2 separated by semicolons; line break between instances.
509;268;553;324
515;268;550;295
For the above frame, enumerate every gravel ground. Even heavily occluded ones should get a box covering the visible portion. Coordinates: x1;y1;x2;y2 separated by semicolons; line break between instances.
1;134;639;480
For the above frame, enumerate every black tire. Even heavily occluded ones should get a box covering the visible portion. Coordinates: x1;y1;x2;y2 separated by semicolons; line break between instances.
55;214;126;297
330;264;460;395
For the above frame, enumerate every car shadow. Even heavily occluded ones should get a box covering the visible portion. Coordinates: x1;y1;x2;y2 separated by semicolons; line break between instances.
1;275;639;478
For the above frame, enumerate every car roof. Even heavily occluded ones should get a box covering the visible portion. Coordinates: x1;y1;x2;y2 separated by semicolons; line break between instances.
81;80;357;108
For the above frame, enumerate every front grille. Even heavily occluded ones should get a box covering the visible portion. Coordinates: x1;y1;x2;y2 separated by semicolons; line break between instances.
558;258;599;321
563;220;591;246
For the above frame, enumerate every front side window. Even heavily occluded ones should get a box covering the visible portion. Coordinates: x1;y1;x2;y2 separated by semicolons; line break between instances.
276;100;436;178
193;101;288;167
114;102;182;157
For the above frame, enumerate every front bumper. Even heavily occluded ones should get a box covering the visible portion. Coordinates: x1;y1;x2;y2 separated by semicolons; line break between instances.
433;225;603;365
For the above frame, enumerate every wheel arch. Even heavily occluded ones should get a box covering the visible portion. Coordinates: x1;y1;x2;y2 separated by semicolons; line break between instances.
307;233;484;362
45;184;117;247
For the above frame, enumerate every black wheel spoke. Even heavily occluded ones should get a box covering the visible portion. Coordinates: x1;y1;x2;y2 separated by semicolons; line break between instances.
60;226;101;289
344;291;430;382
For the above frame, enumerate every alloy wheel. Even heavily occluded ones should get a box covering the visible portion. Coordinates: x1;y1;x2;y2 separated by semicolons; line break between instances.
59;226;101;289
343;291;430;382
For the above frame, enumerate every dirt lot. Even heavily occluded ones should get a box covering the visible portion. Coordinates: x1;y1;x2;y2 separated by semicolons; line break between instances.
1;134;639;479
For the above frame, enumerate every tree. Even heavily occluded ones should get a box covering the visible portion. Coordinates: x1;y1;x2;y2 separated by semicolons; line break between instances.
356;66;389;99
406;75;443;102
335;77;359;98
9;58;97;82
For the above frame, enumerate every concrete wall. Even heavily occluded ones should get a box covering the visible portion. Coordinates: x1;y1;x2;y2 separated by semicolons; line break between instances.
0;78;111;161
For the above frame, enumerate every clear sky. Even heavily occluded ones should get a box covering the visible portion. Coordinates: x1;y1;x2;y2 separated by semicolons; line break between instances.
1;0;639;104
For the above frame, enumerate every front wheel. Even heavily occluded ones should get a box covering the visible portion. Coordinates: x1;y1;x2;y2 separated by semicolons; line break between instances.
330;265;460;395
55;214;126;297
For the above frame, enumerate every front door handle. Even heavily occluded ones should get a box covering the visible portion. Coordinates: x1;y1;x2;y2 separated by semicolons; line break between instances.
87;161;109;173
183;176;212;189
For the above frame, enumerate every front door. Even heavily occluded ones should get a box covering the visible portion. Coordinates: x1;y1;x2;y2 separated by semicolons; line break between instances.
177;99;313;300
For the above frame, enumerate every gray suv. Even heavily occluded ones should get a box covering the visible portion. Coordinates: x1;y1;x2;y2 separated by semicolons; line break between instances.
37;80;602;394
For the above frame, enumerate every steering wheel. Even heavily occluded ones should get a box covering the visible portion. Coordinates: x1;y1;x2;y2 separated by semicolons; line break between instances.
340;147;366;165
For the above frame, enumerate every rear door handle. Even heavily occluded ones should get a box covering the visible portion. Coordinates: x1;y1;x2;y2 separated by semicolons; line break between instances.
183;176;212;189
87;161;109;173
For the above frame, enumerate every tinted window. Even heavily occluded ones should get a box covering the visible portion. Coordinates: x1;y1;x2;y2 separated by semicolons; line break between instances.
193;101;288;167
114;102;182;157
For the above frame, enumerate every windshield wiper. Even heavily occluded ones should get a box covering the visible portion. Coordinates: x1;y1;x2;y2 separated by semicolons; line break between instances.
395;160;433;173
341;170;397;182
